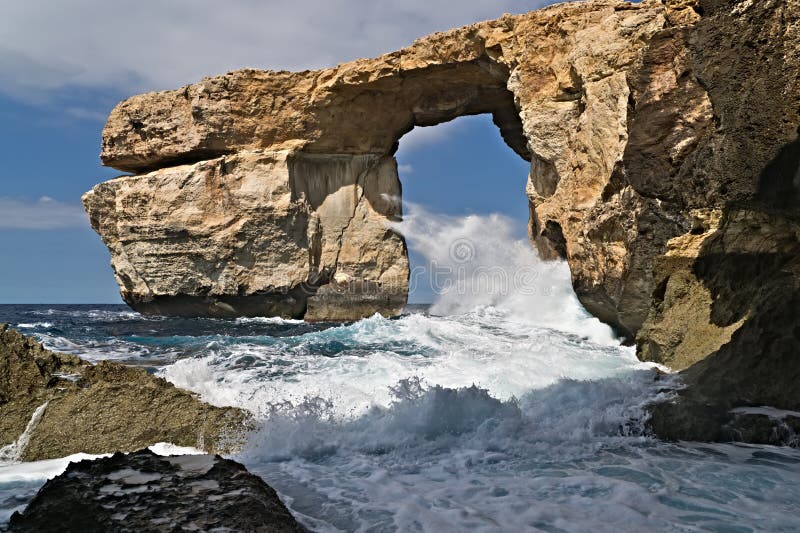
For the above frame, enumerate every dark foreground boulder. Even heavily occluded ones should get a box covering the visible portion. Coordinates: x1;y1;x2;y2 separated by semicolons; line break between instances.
0;324;248;461
8;449;303;532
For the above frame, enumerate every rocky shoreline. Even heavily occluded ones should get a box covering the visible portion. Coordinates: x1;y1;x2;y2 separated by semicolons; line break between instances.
2;0;800;528
0;325;311;531
0;324;248;461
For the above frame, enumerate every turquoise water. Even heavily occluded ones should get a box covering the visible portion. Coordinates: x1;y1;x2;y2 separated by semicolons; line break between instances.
1;211;799;531
2;305;799;531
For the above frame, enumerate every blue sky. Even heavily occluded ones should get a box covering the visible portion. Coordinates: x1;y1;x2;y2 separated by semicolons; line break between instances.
0;0;540;304
397;117;531;303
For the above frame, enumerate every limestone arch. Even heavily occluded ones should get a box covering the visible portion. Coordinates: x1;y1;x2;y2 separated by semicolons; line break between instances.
87;2;673;332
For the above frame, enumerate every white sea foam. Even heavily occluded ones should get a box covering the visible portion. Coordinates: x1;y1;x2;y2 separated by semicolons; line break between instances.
4;211;800;531
31;308;142;321
149;211;799;530
161;210;641;416
236;380;800;532
147;443;205;456
15;322;53;329
0;403;49;464
156;210;800;531
35;333;183;363
394;205;618;345
160;309;647;419
235;316;305;325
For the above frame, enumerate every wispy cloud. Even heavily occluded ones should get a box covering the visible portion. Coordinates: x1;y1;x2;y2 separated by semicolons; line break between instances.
397;120;466;156
0;197;88;230
0;0;551;103
64;107;109;122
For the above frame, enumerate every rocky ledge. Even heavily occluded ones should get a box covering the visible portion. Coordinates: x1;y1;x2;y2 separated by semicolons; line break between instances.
0;325;247;461
8;449;302;532
84;0;800;444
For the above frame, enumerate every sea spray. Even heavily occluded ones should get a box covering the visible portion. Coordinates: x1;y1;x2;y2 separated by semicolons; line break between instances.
3;208;800;531
235;370;800;532
160;308;645;418
393;204;617;345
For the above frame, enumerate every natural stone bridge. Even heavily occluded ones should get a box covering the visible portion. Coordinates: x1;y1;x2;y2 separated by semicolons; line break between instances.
84;0;800;441
85;0;697;329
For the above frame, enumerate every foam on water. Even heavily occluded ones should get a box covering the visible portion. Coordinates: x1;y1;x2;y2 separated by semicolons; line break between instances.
161;309;646;419
155;211;800;531
0;403;48;464
238;379;800;532
1;212;800;530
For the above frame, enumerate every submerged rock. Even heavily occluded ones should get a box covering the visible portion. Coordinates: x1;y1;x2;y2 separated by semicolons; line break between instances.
8;449;303;532
0;325;247;461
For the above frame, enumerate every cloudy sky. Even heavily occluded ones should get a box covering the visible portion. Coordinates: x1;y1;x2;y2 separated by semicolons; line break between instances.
0;0;546;303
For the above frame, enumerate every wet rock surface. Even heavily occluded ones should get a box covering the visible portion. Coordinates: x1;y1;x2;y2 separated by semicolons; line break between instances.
8;449;303;532
0;325;247;461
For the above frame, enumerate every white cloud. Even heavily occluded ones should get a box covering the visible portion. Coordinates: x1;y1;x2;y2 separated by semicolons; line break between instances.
0;197;88;230
396;120;467;156
397;164;414;175
0;0;551;102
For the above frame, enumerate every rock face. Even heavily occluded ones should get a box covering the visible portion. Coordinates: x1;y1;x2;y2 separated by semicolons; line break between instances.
85;0;800;442
86;0;674;322
636;0;800;441
0;325;247;461
85;150;407;319
8;449;302;532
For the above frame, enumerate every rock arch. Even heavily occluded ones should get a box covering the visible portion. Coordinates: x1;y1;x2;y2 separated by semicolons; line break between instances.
83;0;800;381
86;0;679;328
83;0;800;441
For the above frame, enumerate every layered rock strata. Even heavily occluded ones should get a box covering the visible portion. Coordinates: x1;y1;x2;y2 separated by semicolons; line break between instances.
85;0;800;442
8;449;302;532
0;325;247;461
85;151;407;319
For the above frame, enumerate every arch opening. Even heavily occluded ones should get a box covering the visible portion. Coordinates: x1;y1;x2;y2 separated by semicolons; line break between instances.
390;114;617;344
394;114;531;305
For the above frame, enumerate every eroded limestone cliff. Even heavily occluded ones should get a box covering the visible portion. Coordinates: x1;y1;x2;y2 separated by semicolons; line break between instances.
86;0;675;323
85;150;407;319
85;0;800;442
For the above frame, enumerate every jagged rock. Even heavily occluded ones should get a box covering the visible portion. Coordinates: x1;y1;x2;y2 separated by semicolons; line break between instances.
636;0;800;441
0;325;247;461
8;449;303;532
84;0;800;443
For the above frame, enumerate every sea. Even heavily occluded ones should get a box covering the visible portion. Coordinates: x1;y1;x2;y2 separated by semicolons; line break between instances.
1;211;800;532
